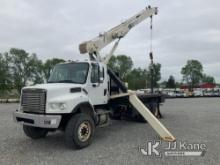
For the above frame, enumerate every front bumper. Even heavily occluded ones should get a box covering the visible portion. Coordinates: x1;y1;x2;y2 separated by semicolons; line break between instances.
13;111;62;128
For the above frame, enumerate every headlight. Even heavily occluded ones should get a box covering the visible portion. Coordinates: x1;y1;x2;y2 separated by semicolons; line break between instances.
49;103;67;110
60;103;67;110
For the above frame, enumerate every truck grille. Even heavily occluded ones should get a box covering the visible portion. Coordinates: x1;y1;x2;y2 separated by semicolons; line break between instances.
21;89;47;114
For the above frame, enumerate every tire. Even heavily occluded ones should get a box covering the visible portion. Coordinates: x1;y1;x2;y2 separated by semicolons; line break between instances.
23;125;48;139
156;105;163;119
151;104;162;119
65;113;95;149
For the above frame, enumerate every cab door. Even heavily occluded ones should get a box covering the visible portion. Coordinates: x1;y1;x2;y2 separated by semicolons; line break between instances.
87;63;108;105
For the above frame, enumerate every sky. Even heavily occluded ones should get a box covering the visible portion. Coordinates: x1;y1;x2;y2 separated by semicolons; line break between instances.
0;0;220;82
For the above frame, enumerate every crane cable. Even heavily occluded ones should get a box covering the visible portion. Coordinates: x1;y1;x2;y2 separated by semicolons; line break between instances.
149;16;153;61
149;16;154;93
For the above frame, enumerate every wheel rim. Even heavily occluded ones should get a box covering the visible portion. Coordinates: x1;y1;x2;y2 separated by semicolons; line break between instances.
77;121;91;142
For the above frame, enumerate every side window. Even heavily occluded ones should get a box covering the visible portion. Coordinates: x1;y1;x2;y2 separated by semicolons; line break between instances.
100;67;104;80
91;64;99;83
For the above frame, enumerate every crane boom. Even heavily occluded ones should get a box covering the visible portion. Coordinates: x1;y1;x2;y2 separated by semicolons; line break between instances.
79;6;158;59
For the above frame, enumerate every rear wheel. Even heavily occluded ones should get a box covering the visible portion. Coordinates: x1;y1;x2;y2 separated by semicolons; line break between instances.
65;113;95;149
23;125;48;139
151;104;162;119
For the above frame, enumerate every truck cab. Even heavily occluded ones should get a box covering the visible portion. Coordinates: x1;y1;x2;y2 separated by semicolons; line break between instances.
14;61;111;149
46;61;109;110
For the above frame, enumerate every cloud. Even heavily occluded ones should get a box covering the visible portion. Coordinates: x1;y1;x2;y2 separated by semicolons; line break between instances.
0;0;220;82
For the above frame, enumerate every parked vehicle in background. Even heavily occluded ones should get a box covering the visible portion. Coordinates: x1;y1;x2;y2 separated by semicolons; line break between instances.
174;90;186;98
213;89;220;96
136;89;150;95
161;87;220;98
193;89;203;97
203;89;214;96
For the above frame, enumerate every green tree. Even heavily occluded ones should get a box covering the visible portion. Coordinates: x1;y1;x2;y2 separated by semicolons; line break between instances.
108;55;133;80
43;58;65;80
166;75;176;88
0;53;12;96
202;74;215;83
160;81;167;88
9;48;43;93
146;63;161;88
126;68;147;90
181;60;203;90
175;82;182;88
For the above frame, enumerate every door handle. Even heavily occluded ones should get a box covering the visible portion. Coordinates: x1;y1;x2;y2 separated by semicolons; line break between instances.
92;83;100;87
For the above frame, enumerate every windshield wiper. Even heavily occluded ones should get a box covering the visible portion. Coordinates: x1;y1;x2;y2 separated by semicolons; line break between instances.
47;81;56;83
57;80;76;83
48;80;79;83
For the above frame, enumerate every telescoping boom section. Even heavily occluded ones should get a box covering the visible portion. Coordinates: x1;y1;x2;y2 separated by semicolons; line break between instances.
79;6;158;60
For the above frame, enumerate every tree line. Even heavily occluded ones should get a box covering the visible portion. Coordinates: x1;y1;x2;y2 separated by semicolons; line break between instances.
0;48;64;96
0;48;161;96
0;48;216;97
108;56;216;90
108;55;161;90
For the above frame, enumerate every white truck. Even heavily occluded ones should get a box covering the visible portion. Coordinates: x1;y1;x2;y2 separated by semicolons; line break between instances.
13;6;175;149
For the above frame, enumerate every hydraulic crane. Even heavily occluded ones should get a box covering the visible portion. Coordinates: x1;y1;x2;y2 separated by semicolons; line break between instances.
80;6;157;63
79;6;176;142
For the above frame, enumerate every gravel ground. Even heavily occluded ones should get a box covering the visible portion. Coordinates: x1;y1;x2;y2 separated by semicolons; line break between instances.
0;98;220;165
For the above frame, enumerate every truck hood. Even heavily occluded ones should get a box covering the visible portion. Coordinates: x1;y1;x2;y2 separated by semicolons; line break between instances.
22;83;86;100
23;83;83;91
22;83;90;114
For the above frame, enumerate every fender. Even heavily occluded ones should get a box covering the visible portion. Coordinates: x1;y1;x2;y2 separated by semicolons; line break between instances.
71;102;96;121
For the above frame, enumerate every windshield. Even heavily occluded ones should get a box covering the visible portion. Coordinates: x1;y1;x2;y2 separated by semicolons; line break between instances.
48;63;89;84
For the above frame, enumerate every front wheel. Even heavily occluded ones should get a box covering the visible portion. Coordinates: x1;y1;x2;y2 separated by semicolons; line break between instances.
23;125;48;139
65;113;95;149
